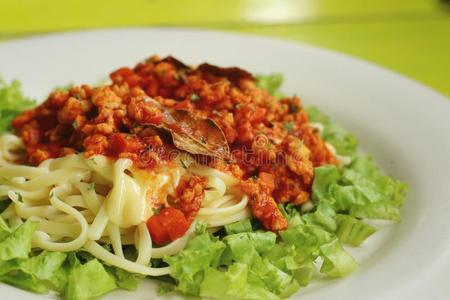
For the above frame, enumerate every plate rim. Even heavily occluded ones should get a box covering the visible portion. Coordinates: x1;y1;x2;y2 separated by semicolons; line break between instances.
0;27;448;102
0;27;449;300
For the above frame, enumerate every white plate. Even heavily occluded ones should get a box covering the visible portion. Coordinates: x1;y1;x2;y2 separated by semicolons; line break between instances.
0;28;449;300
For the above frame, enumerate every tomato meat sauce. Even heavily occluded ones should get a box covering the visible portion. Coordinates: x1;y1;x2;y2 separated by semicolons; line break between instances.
12;55;337;238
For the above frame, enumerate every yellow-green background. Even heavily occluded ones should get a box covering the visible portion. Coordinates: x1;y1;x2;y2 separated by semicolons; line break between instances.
1;0;449;96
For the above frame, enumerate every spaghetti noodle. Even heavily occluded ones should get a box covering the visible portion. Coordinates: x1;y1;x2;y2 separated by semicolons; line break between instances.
0;133;249;276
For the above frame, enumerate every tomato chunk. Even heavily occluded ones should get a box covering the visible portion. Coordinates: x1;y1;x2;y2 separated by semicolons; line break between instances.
146;217;169;246
146;207;189;245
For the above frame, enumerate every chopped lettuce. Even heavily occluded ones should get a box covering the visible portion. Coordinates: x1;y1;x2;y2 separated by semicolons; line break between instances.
279;209;359;279
225;231;277;255
20;251;68;292
0;220;37;261
65;259;117;300
165;230;296;299
106;266;140;291
0;218;139;300
311;165;341;204
163;233;226;296
0;220;57;294
256;73;284;98
0;79;35;132
265;243;314;287
0;268;50;294
158;281;176;295
166;212;362;299
319;239;357;277
335;214;376;247
302;203;337;232
200;263;281;300
225;218;253;235
312;157;407;222
307;106;358;156
279;221;333;256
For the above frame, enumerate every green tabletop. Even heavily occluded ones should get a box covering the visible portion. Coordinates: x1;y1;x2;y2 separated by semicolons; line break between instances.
1;0;449;96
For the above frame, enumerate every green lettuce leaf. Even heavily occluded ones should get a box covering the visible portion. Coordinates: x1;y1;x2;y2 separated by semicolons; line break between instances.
256;74;284;98
335;214;376;247
0;220;37;261
350;201;401;221
0;218;140;299
279;222;333;256
225;219;253;235
328;184;366;211
224;232;277;256
0;215;11;240
302;203;337;232
200;263;281;300
200;265;248;299
306;106;358;155
166;229;303;299
265;243;315;287
319;239;358;277
65;259;117;300
158;281;176;295
249;258;297;296
0;79;35;132
0;221;67;294
311;157;407;222
224;232;297;297
164;233;226;296
344;156;408;207
311;165;341;205
0;253;67;295
106;266;140;291
21;251;68;292
0;270;50;294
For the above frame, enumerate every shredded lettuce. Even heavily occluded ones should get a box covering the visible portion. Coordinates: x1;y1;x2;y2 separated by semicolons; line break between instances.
165;230;296;300
319;238;357;277
0;79;35;132
225;231;277;255
312;157;407;221
106;266;140;291
158;281;176;295
307;106;358;156
225;218;253;235
335;214;376;247
0;220;59;294
163;233;226;296
0;220;37;261
165;214;359;299
0;218;139;300
65;259;117;300
279;208;359;279
20;251;68;292
264;243;314;287
302;203;337;232
256;73;284;98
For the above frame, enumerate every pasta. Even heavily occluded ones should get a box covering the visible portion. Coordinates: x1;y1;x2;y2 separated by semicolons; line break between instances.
0;133;249;276
0;55;409;300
